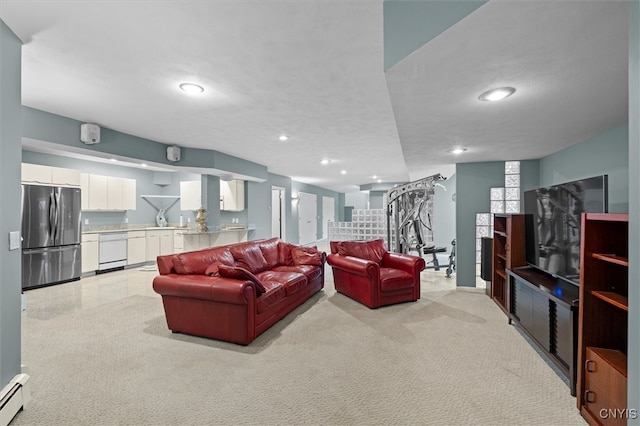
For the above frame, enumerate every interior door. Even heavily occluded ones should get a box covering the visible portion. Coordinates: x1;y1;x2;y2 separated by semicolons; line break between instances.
322;196;335;240
298;192;317;245
271;187;285;239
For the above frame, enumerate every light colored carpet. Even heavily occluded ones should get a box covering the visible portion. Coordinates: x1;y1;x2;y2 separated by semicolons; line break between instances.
16;286;585;425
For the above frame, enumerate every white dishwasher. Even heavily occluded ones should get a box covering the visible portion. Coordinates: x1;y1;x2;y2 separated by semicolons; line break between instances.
98;232;127;271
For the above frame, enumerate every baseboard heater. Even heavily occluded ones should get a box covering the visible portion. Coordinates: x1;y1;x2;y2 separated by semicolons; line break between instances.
0;374;30;426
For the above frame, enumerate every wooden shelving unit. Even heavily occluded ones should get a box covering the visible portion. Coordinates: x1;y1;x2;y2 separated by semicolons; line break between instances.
491;214;525;314
577;213;629;425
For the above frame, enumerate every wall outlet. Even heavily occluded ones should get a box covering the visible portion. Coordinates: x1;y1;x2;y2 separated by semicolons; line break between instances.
125;217;128;224
84;219;89;225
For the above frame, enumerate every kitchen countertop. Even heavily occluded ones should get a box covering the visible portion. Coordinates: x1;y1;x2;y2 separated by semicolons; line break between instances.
82;225;248;234
175;227;248;235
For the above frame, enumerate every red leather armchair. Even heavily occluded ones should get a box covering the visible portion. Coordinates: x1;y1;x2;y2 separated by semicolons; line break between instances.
327;239;425;309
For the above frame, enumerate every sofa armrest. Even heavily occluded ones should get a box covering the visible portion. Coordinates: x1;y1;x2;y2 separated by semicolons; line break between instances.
382;252;426;274
152;275;256;305
326;253;380;278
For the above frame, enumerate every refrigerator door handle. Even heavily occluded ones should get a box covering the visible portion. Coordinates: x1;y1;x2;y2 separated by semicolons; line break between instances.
54;190;61;244
49;192;57;242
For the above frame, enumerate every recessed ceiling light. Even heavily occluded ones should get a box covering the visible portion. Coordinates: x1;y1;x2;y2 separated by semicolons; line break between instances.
321;159;330;165
449;148;467;155
377;179;382;183
179;83;204;94
110;158;117;162
278;135;289;141
372;175;377;179
341;170;347;175
478;87;515;102
141;163;147;168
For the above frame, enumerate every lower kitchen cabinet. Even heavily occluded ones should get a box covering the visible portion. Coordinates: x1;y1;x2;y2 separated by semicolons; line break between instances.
146;229;174;262
81;233;99;273
127;231;146;265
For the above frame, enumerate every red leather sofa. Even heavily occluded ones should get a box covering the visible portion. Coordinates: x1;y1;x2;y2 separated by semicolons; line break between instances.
153;237;325;345
327;239;425;309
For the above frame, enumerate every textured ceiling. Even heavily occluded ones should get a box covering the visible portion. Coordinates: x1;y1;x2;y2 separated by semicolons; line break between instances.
386;0;629;182
0;1;630;193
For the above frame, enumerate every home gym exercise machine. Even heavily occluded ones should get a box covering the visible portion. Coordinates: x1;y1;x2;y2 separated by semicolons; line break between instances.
385;173;456;277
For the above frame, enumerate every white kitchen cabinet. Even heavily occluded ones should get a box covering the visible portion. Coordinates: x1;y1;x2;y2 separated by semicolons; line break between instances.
123;178;136;210
22;163;51;185
107;176;124;210
81;173;137;211
220;179;245;211
173;231;185;253
51;167;81;187
22;163;81;187
81;233;99;274
88;174;109;210
80;173;90;210
180;181;201;211
127;231;146;265
146;229;174;261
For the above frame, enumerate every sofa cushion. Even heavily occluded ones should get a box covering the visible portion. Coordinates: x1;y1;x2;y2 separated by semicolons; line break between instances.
291;246;323;266
204;260;222;277
277;241;296;266
379;267;414;291
256;281;286;314
272;265;322;284
230;244;269;274
218;265;266;294
336;239;386;265
258;237;281;269
257;270;307;296
172;247;235;275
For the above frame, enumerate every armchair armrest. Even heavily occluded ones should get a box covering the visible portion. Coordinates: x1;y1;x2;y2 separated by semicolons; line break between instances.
326;253;380;278
382;252;426;274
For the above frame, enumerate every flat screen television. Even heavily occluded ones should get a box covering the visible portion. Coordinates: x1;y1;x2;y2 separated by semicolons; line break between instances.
523;175;608;285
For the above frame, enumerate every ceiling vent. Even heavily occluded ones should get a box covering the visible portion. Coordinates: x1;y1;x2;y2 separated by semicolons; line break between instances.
166;145;181;162
80;123;100;144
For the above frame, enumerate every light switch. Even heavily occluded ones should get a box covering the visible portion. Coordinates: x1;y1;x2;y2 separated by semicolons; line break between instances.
9;231;21;250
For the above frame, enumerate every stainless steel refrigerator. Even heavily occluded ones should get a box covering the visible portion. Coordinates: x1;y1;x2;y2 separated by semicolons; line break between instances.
22;184;82;290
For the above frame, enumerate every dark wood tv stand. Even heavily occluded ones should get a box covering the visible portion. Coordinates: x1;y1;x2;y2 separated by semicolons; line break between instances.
507;266;580;396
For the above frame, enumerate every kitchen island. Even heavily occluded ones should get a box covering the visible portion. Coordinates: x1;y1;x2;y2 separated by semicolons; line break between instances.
174;226;249;252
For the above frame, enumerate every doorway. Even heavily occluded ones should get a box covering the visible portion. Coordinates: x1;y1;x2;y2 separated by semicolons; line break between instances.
322;196;335;240
271;187;286;239
298;192;317;245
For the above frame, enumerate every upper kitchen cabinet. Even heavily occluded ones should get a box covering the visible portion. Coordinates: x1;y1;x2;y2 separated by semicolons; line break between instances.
180;181;202;211
221;179;245;211
22;163;81;187
81;173;136;211
180;179;245;211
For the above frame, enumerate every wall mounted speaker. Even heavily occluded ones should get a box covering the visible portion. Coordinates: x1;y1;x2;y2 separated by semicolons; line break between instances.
167;145;181;162
80;123;100;144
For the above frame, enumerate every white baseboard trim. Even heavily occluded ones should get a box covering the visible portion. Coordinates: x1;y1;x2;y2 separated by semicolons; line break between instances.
0;374;31;426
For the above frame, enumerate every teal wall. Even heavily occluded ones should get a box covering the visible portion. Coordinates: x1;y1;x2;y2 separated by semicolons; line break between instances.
0;20;22;388
369;191;385;209
455;161;504;287
291;181;341;242
22;107;268;181
539;125;629;213
628;1;639;418
383;0;486;70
